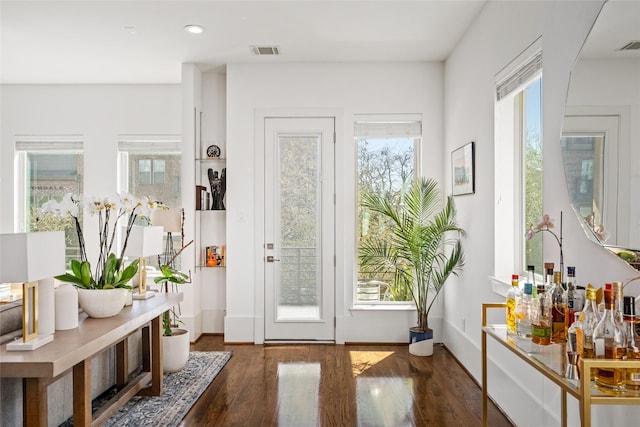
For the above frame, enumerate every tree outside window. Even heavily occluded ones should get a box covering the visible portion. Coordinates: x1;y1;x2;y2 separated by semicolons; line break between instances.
357;137;416;302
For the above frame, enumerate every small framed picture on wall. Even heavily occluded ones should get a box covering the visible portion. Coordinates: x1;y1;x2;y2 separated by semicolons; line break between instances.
452;141;475;196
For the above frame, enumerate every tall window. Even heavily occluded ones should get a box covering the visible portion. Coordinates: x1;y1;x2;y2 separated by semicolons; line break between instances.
355;115;421;303
16;138;84;266
495;44;543;275
118;136;182;268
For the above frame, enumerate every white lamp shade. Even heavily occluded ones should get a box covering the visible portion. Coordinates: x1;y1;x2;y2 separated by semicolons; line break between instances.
151;208;182;233
0;231;66;282
124;226;164;257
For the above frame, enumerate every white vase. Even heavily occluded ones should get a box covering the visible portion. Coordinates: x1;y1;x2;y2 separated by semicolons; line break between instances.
162;328;190;373
77;288;128;318
55;284;79;330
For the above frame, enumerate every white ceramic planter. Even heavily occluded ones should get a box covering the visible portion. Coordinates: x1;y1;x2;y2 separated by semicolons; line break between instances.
409;338;434;356
77;288;128;318
409;327;434;356
162;328;190;373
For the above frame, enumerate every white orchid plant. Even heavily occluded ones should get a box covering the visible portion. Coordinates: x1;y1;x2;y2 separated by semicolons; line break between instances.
41;193;163;289
526;212;564;281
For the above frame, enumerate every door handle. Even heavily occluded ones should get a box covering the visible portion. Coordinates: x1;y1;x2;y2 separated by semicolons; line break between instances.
266;256;280;262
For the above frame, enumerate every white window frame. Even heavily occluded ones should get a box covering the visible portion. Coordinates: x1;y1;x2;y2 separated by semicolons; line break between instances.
353;114;422;305
14;135;84;232
494;39;543;279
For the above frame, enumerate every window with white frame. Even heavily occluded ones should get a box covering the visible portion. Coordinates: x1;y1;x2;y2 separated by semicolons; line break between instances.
15;137;84;266
354;115;422;303
495;43;543;277
117;136;182;269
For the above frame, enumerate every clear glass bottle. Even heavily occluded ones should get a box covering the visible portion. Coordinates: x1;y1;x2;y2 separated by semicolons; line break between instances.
548;271;567;343
592;289;626;391
580;287;600;360
544;267;554;292
531;285;551;345
527;265;536;288
623;296;640;391
506;274;521;336
516;282;533;339
612;281;625;325
543;263;554;289
567;311;583;354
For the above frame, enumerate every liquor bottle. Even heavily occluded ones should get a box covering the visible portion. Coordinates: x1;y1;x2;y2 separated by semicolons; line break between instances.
549;271;567;343
516;282;533;339
580;287;600;360
543;262;554;288
506;274;521;336
531;285;551;345
623;296;640;391
612;281;625;324
566;267;577;324
567;311;583;354
527;265;536;288
592;289;626;391
544;267;554;292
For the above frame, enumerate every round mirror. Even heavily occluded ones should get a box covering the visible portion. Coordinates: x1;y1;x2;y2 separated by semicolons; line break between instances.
561;0;640;271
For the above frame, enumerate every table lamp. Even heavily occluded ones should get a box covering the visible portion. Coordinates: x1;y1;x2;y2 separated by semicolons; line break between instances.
124;226;163;300
150;208;182;265
0;231;65;351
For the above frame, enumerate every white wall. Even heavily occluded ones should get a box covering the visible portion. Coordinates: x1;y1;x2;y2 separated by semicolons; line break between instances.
443;1;640;425
225;62;444;343
0;84;181;426
0;84;181;233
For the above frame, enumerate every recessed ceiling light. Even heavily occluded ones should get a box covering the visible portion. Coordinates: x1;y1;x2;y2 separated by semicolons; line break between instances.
184;25;205;34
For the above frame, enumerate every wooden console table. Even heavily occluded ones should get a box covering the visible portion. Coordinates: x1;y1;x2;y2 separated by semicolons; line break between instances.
482;303;640;427
0;292;183;427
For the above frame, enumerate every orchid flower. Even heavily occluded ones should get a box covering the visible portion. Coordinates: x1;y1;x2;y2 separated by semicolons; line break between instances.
526;211;564;281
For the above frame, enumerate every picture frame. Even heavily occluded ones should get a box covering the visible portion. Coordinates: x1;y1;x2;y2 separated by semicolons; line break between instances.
452;141;475;196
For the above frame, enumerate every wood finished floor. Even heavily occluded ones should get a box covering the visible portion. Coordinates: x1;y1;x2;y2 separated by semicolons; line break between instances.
181;336;512;427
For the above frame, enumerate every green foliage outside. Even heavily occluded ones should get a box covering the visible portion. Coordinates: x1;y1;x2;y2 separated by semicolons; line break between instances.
357;138;414;301
525;123;544;274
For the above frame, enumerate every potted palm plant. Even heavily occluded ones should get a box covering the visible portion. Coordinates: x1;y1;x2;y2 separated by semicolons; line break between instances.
359;177;465;356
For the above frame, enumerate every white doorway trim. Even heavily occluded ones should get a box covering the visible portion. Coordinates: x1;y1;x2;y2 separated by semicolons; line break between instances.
253;108;344;344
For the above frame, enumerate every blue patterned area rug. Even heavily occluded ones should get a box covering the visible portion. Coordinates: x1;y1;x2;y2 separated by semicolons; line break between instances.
60;351;232;427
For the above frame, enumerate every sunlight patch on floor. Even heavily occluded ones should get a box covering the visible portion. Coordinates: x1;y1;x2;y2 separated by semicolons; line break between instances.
348;351;394;376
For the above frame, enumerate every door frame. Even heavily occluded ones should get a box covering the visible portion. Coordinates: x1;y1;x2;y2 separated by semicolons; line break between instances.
253;108;344;344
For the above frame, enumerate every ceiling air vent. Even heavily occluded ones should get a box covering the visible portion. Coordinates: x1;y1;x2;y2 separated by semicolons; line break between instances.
250;45;280;56
618;41;640;51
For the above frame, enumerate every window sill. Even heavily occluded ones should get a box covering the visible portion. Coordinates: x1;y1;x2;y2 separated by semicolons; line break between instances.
350;304;416;312
489;276;511;298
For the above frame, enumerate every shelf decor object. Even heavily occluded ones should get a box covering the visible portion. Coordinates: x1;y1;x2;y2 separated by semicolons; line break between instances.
0;231;65;351
124;226;164;300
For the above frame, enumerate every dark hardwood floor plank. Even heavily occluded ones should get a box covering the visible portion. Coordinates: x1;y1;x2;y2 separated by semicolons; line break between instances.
181;337;512;427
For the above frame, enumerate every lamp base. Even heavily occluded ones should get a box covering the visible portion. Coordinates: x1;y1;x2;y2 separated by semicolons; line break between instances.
133;291;155;300
6;334;54;351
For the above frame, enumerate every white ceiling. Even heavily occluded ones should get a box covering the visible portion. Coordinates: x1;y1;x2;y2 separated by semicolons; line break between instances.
0;0;488;84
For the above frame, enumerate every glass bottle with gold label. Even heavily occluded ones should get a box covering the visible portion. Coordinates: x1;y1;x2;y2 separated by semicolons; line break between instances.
624;296;640;391
579;287;600;360
592;289;626;391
